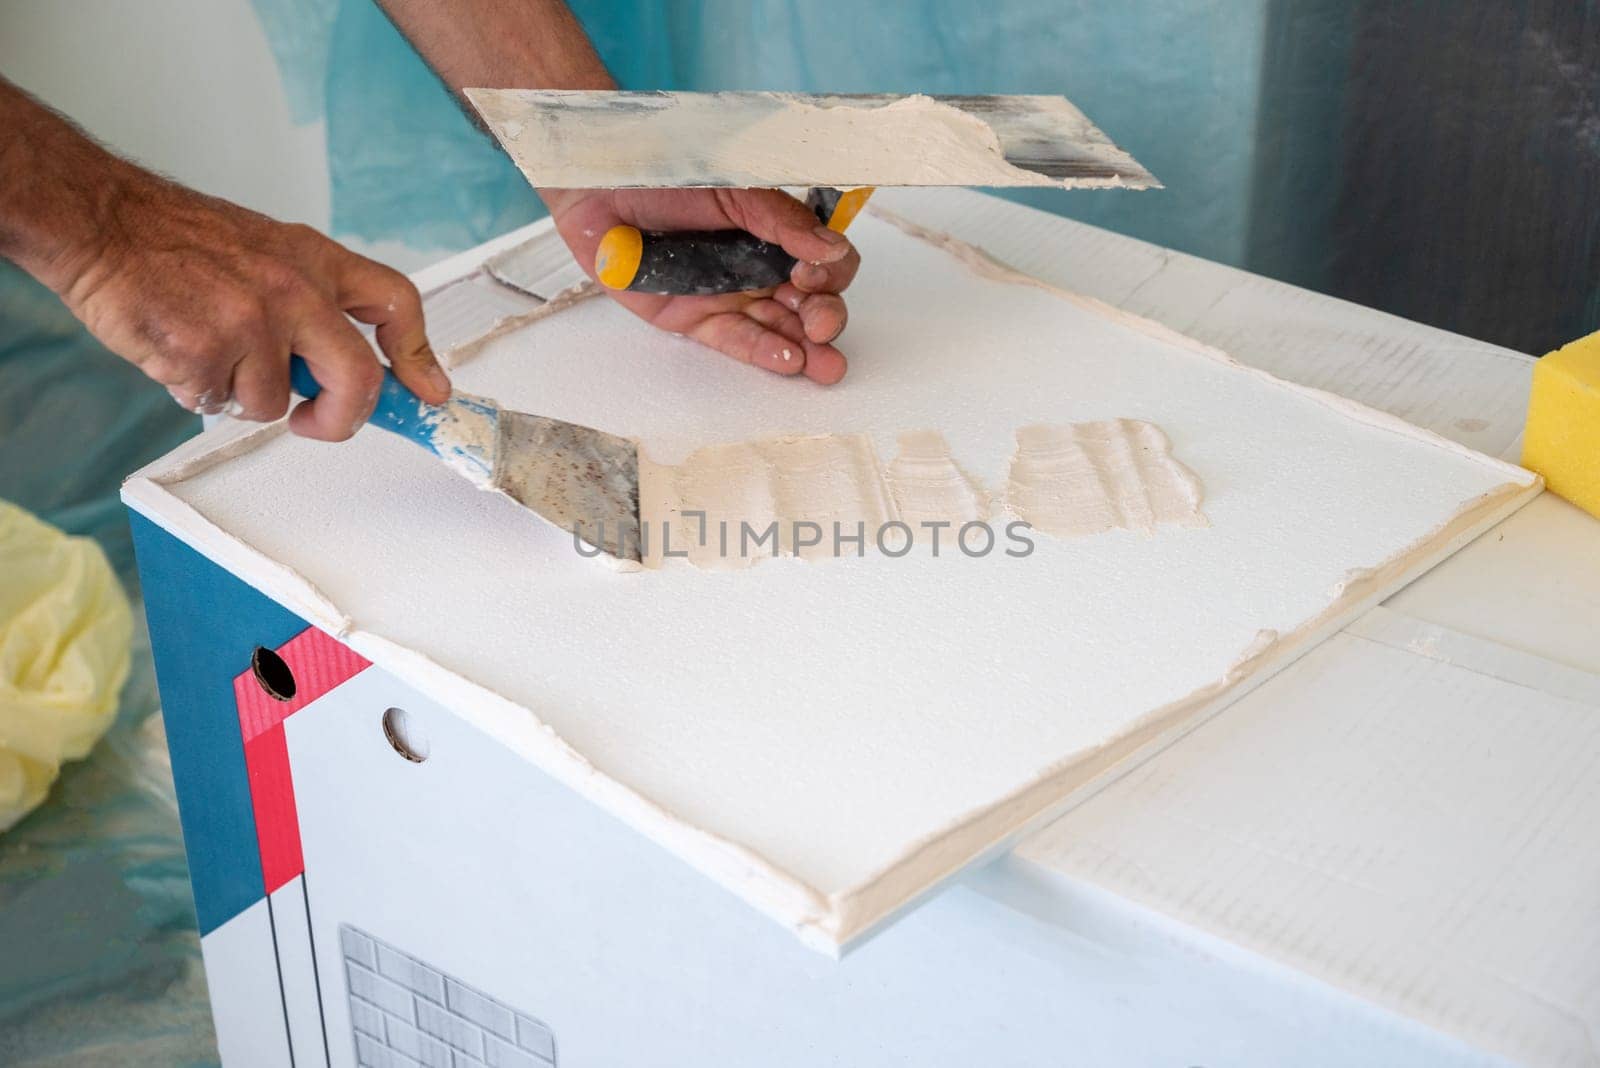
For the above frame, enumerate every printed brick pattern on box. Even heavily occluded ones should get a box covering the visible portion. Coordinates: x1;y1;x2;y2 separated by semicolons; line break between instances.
341;925;557;1068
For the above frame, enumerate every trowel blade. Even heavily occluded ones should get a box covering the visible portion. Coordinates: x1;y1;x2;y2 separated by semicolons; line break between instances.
466;90;1158;191
493;411;642;564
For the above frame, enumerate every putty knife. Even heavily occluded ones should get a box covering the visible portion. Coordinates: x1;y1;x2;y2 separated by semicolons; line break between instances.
288;356;642;563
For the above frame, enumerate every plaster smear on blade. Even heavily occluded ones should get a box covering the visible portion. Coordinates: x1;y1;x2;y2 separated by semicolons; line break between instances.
426;398;647;572
1005;420;1206;536
706;95;1035;186
473;90;1048;188
420;393;498;486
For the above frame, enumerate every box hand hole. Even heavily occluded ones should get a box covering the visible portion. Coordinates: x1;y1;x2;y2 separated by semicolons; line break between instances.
382;707;430;763
251;646;297;701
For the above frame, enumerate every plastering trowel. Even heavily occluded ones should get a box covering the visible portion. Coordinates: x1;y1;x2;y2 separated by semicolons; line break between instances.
288;356;642;563
467;90;1158;297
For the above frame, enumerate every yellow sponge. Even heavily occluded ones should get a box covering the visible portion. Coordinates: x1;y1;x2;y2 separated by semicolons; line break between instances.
1523;329;1600;519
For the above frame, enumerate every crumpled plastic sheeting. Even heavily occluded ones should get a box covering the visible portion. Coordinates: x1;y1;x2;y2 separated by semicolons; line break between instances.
0;501;132;832
0;261;214;1065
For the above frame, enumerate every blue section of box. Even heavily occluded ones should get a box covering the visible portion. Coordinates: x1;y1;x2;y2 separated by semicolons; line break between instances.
129;512;308;934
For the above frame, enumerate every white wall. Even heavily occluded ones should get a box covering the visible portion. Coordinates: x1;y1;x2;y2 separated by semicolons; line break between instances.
0;0;331;230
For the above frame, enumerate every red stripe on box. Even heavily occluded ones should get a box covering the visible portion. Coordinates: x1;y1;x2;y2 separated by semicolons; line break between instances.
243;723;302;894
234;626;370;741
232;625;369;894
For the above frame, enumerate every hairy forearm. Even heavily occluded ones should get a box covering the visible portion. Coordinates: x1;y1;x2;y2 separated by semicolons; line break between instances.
0;76;138;295
375;0;615;96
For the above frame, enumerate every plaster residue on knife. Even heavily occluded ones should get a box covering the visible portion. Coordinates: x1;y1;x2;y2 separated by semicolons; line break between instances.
470;90;1058;188
493;412;643;567
418;392;498;486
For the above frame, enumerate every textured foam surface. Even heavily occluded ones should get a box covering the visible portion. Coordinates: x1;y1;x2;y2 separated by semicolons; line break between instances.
132;214;1536;948
1523;329;1600;519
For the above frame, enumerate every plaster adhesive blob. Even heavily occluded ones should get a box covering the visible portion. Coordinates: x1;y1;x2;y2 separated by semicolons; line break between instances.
883;430;991;531
1004;419;1207;537
635;421;1206;570
642;433;896;570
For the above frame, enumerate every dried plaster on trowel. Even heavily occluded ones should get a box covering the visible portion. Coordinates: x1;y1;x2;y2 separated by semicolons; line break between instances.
471;91;1077;189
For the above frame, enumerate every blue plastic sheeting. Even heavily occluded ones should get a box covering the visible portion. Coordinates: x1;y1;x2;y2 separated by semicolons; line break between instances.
323;0;546;249
0;265;196;583
0;262;212;1065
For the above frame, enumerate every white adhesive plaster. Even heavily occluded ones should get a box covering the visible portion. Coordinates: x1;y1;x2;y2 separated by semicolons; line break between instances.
129;211;1538;951
633;421;1200;570
1004;420;1206;537
885;431;991;530
641;433;895;570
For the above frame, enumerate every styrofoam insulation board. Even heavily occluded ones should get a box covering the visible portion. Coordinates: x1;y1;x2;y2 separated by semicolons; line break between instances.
1018;605;1600;1068
122;203;1538;954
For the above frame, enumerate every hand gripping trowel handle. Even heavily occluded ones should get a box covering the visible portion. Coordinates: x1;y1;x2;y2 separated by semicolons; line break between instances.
592;186;874;297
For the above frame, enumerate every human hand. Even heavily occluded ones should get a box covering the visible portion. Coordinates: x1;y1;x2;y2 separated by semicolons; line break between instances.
52;167;449;441
542;187;861;385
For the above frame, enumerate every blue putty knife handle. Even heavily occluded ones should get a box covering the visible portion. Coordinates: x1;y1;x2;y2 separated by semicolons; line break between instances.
288;354;440;451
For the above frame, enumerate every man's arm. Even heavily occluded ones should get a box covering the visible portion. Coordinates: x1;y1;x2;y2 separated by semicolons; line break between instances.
0;75;450;437
378;0;860;385
374;0;616;93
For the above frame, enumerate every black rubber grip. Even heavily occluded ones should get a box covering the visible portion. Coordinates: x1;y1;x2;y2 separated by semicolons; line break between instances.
622;229;798;295
617;187;844;296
